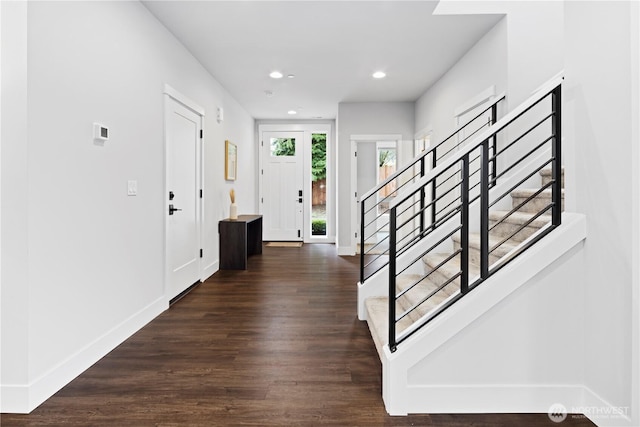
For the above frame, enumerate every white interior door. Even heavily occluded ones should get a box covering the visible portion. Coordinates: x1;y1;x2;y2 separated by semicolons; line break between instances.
166;96;202;300
262;131;304;241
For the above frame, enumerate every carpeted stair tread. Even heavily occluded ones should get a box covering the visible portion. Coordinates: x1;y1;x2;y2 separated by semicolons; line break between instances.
510;188;565;213
395;274;428;292
488;210;551;242
452;232;518;257
489;210;551;227
510;188;565;198
365;296;414;359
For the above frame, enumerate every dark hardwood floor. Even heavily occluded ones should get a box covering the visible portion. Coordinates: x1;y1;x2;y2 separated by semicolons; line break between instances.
2;244;595;426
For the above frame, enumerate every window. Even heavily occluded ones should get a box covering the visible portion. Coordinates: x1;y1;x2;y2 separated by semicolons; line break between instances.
377;146;397;213
270;138;296;156
311;133;327;236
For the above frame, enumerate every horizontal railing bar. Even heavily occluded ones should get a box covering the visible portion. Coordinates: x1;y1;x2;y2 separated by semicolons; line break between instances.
396;207;464;258
390;78;562;211
362;263;388;283
398;210;462;259
489;203;554;254
363;251;389;269
396;227;462;277
431;205;463;230
403;93;504;180
436;122;489;161
396;227;424;252
361;172;420;210
397;248;461;291
435;195;462;219
489;160;554;209
435;168;461;190
396;182;463;233
493;112;554;160
397;197;423;219
492;135;554;184
434;181;462;205
418;249;462;281
485;224;557;284
435;113;495;162
363;217;390;237
396;271;462;322
488;169;553;232
363;212;391;230
395;291;465;347
363;238;390;257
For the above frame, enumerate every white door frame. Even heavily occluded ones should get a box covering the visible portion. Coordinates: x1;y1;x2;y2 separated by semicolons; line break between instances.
258;123;333;243
261;130;304;241
350;134;402;255
163;84;205;304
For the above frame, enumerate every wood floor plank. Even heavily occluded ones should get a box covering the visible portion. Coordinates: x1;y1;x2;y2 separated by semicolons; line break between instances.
1;244;595;426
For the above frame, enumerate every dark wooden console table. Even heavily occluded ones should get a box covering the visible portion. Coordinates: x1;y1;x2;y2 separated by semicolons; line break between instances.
219;215;263;270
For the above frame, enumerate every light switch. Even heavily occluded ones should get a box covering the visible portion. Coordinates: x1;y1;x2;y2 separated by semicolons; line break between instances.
127;180;137;196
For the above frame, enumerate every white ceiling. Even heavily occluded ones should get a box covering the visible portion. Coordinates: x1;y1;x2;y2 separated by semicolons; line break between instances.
143;1;502;120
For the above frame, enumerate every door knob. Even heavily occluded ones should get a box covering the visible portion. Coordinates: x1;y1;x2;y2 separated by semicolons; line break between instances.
169;204;182;215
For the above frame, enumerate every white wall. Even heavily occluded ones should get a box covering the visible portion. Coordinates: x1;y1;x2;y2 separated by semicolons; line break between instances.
565;2;637;424
336;102;415;253
1;1;30;410
1;1;255;412
408;242;586;398
415;17;507;144
433;0;564;110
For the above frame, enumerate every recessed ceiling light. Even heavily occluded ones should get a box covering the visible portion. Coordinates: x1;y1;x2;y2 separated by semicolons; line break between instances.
373;71;387;79
269;71;283;79
288;110;297;115
287;74;296;79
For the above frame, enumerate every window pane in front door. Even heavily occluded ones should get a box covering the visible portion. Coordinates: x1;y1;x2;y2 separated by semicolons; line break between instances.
270;138;296;157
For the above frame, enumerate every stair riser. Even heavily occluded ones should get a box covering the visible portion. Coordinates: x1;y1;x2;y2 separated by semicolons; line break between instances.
540;171;565;187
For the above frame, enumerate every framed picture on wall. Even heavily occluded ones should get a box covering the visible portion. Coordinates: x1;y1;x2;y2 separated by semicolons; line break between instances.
225;140;237;181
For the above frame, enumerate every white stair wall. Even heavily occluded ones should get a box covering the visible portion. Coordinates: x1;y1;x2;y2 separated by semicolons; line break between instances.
381;212;587;415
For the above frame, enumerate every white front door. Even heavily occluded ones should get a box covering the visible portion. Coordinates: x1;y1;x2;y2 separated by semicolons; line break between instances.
166;96;202;300
262;131;304;241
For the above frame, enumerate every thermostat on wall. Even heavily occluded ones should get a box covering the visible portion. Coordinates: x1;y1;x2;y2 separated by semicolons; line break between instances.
93;123;109;141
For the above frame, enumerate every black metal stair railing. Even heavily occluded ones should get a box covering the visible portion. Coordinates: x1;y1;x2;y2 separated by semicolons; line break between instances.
359;94;505;285
387;79;563;352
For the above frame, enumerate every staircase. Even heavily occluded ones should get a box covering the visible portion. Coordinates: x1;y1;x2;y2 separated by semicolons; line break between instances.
364;166;565;358
356;74;588;415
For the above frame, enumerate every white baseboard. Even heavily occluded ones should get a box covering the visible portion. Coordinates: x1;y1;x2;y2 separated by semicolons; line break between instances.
1;296;167;414
337;244;355;256
580;386;633;427
202;260;219;282
385;384;584;416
